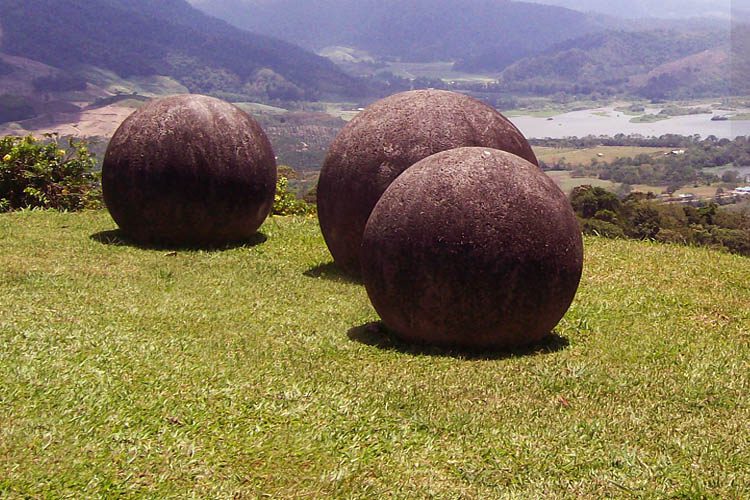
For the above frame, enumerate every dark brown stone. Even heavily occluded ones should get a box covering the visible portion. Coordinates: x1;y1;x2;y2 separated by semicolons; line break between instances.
317;89;538;276
361;147;583;350
102;94;276;246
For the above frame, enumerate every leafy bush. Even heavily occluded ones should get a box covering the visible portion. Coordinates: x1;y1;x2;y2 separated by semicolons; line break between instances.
0;134;101;212
272;176;314;216
570;184;750;256
580;218;625;239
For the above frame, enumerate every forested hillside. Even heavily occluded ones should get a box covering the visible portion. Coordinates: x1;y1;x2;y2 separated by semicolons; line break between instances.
0;0;365;100
495;29;732;98
191;0;604;64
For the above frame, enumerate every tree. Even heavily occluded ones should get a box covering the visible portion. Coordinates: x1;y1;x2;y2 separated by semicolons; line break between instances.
570;185;621;219
721;170;740;184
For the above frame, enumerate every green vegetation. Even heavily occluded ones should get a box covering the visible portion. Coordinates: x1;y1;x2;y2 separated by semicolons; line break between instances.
572;185;750;256
535;145;668;167
0;211;748;496
614;104;646;116
82;68;190;98
657;105;712;117
629;114;670;123
536;135;750;193
629;106;712;124
0;135;101;212
544;170;618;194
272;176;314;216
498;30;728;99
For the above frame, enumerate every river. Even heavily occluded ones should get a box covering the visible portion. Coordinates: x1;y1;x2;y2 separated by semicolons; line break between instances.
511;105;750;139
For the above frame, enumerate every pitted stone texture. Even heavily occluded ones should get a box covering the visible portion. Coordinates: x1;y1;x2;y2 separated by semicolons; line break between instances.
361;147;583;350
103;94;276;246
317;89;537;276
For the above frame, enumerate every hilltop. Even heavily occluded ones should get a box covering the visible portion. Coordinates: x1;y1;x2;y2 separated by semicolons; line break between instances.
0;210;748;496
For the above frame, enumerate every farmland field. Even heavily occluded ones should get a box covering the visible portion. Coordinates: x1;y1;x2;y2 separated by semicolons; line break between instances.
533;146;669;166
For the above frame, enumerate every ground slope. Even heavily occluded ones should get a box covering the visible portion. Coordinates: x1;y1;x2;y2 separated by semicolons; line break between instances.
0;211;748;497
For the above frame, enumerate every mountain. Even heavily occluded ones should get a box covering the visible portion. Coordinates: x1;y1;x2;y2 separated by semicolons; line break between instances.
189;0;605;65
495;29;732;98
0;0;365;101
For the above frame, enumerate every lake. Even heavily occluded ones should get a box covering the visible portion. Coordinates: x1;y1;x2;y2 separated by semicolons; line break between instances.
512;105;750;139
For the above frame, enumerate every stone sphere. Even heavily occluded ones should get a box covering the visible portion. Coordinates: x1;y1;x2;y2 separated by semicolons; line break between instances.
361;147;583;350
102;94;276;246
317;89;538;276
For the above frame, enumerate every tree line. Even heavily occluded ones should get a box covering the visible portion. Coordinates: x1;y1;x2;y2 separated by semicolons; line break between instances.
571;185;750;256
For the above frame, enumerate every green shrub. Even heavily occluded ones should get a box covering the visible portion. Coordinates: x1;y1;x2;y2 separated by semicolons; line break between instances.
0;134;101;212
711;227;750;255
580;217;626;239
272;176;314;216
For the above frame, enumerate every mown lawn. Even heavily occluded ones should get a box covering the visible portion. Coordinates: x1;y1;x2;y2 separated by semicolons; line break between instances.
1;211;749;498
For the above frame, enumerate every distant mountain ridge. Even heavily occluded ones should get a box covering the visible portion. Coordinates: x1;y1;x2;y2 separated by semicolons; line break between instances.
496;28;745;99
190;0;605;65
523;0;741;20
0;0;365;101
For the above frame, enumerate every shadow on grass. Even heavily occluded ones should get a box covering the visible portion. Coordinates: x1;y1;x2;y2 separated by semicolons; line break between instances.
347;321;569;360
90;229;268;251
303;261;362;284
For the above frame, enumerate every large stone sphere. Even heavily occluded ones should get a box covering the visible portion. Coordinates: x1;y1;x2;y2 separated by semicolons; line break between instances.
102;94;276;246
361;147;583;350
317;89;538;276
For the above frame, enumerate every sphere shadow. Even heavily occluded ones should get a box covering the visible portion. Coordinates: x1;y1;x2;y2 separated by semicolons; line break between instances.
89;229;268;251
303;261;362;284
347;321;570;360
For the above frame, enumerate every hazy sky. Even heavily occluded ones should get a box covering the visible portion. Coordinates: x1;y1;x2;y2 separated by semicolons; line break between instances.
190;0;749;19
518;0;741;19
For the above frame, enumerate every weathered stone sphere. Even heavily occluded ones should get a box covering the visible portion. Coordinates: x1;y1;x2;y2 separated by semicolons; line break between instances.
102;94;276;246
361;147;583;350
317;89;538;276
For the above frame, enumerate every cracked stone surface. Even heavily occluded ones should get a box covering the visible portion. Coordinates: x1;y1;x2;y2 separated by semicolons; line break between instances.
361;147;583;350
103;94;276;246
317;89;538;276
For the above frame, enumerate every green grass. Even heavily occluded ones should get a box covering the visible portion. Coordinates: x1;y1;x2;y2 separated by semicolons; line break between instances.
381;62;499;83
630;114;670;124
81;67;189;97
1;211;749;497
544;171;619;194
534;146;668;166
233;102;290;116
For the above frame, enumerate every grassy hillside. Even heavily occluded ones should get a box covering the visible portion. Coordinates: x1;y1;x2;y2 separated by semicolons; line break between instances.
1;211;748;497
